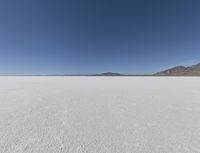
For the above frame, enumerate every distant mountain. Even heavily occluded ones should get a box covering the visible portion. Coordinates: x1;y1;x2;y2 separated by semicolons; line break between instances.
38;64;200;76
47;72;125;76
98;72;124;76
155;63;200;76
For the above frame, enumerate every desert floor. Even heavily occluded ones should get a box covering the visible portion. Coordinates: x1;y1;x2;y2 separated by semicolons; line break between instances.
0;77;200;153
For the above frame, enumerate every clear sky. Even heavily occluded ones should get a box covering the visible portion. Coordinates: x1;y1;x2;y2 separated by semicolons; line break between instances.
0;0;200;75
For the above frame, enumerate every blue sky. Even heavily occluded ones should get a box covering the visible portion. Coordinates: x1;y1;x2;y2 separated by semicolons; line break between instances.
0;0;200;75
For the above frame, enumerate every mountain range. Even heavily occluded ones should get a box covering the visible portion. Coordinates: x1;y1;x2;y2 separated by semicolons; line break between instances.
2;63;200;76
97;63;200;76
155;63;200;76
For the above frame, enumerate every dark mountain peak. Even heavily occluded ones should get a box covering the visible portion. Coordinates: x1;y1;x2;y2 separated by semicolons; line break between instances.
100;72;123;76
168;66;186;70
173;65;186;68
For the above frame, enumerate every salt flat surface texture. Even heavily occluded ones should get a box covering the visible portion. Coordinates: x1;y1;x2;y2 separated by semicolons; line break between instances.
1;77;200;153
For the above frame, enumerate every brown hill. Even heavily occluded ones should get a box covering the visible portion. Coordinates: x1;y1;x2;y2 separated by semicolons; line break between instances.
155;63;200;76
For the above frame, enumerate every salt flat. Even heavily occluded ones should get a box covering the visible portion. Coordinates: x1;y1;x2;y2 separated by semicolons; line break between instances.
0;77;200;153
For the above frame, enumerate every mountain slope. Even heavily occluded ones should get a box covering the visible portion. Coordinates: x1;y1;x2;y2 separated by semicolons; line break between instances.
155;63;200;76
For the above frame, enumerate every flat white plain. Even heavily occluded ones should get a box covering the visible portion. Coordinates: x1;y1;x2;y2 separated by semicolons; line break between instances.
0;77;200;153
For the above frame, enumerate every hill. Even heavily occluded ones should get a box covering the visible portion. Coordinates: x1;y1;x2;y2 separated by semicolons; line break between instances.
155;63;200;76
